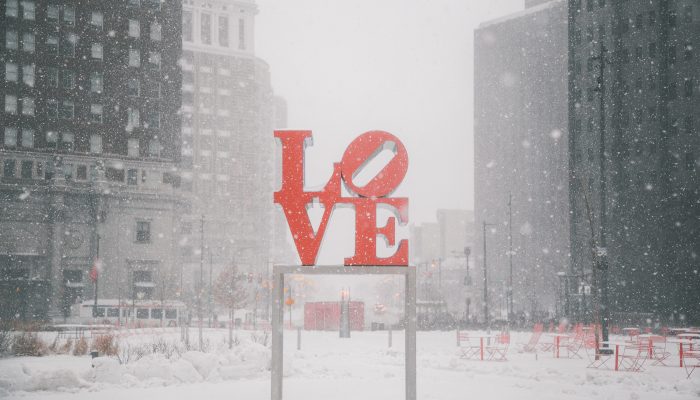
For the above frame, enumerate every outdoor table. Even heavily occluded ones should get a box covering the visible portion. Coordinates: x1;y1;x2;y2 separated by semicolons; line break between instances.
622;327;640;339
668;338;695;367
600;341;628;371
470;334;498;361
546;333;570;358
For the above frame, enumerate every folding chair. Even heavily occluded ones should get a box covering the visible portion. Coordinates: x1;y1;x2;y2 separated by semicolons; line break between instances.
522;323;543;353
618;342;647;372
684;350;700;378
486;333;510;361
586;345;613;370
456;332;481;360
647;335;671;366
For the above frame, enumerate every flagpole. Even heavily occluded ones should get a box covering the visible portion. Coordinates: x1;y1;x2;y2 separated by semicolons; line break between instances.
93;234;100;318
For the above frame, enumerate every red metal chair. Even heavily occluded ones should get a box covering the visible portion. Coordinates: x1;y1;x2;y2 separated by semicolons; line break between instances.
684;350;700;378
522;323;543;353
647;335;671;366
486;332;510;361
456;332;481;360
618;342;648;372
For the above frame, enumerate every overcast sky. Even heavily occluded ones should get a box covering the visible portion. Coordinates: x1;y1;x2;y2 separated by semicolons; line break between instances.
256;0;524;225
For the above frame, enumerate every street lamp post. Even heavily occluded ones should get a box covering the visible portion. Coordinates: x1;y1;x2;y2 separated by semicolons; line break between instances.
464;246;471;324
482;221;494;333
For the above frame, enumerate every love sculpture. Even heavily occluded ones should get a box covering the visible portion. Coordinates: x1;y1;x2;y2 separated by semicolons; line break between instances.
274;130;409;266
271;130;416;400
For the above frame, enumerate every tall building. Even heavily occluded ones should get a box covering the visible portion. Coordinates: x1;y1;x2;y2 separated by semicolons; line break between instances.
178;0;275;299
474;0;569;322
568;0;700;324
0;0;184;320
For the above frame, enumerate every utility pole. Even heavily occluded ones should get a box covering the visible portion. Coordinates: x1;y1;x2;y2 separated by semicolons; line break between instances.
198;214;204;350
593;41;611;350
208;251;213;328
92;234;100;318
507;192;514;326
482;221;494;333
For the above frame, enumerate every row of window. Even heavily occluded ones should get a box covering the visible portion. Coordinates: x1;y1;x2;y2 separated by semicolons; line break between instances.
5;28;162;64
573;6;695;45
5;1;163;41
0;161;167;192
93;307;176;319
4;126;102;152
5;95;162;128
183;10;246;50
4;63;163;99
573;142;698;169
573;76;696;103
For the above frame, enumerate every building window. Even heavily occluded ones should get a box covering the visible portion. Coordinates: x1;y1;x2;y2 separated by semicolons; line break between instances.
686;153;696;171
684;79;694;98
63;6;75;25
238;18;245;50
91;11;103;29
21;160;32;178
46;36;58;55
127;169;138;185
3;160;16;177
22;64;34;86
90;135;102;153
148;139;161;157
6;30;18;49
22;32;34;53
129;20;140;38
201;13;211;44
63;33;77;57
128;0;140;7
90;72;103;93
668;45;677;65
648;11;656;26
146;112;160;129
5;63;18;82
20;0;33;19
46;67;58;87
684;116;694;135
148;51;161;69
90;104;103;123
6;0;18;17
61;132;74;151
150;22;161;41
183;10;193;42
667;82;677;100
127;78;140;96
21;128;33;148
127;107;140;129
91;43;103;60
128;138;140;157
4;127;18;146
129;49;140;67
47;4;58;21
136;221;150;242
648;42;656;58
46;130;58;144
46;99;58;118
218;16;229;47
21;97;34;116
5;95;17;114
59;101;74;119
61;70;75;88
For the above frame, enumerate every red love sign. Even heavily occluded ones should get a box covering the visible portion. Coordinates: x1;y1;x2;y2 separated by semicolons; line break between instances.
274;130;409;266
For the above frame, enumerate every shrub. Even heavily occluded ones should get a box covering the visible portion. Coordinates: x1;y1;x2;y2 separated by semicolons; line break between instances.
0;322;13;355
93;334;118;356
73;337;88;356
59;339;73;354
12;332;47;357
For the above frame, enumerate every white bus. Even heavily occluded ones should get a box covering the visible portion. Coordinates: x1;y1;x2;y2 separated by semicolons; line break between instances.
75;299;187;327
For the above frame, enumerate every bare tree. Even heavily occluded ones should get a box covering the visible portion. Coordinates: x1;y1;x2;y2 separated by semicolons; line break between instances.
214;265;248;348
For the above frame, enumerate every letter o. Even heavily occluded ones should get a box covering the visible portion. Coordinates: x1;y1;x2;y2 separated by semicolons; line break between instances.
340;130;408;198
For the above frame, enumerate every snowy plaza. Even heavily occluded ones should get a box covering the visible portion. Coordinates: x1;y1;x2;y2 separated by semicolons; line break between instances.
0;328;699;399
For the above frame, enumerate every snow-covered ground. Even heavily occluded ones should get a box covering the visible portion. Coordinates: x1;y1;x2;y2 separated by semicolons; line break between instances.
1;329;698;399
